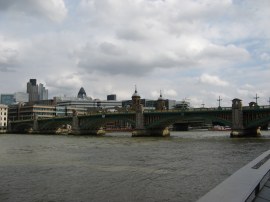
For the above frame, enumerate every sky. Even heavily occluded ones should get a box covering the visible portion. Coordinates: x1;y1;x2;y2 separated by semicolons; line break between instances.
0;0;270;107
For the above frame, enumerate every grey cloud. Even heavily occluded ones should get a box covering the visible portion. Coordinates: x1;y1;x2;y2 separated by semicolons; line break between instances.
0;0;67;22
0;66;16;72
116;28;147;41
76;41;198;76
99;42;125;55
0;47;19;72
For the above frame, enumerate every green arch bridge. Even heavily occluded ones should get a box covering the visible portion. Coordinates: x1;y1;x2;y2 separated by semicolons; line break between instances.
8;99;270;137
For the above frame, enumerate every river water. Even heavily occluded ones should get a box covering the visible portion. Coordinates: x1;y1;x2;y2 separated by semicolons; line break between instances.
1;131;270;202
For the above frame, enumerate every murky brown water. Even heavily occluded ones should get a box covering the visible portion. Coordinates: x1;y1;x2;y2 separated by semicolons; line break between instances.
1;131;270;202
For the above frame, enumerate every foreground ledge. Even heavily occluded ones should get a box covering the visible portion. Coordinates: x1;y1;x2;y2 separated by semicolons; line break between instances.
197;150;270;202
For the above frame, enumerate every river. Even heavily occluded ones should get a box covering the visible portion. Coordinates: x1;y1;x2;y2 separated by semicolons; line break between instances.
1;131;270;202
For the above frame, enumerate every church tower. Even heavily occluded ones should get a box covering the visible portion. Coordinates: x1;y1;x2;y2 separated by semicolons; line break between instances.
131;86;141;111
156;90;166;110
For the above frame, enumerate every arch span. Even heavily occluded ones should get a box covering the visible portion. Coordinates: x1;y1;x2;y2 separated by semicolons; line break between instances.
145;115;232;130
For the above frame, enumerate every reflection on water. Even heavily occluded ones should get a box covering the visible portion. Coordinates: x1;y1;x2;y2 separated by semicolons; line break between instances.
1;131;270;202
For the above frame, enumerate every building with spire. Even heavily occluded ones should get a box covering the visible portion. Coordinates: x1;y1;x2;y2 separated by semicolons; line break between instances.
131;86;141;111
156;90;166;110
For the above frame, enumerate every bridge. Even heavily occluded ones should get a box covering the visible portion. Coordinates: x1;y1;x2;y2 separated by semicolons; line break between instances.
8;98;270;137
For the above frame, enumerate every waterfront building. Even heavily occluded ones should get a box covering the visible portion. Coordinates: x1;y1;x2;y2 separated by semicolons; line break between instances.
0;104;8;133
55;88;121;111
55;98;122;111
8;103;56;121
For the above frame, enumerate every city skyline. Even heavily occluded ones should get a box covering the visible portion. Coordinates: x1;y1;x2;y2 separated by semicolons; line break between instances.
0;0;270;107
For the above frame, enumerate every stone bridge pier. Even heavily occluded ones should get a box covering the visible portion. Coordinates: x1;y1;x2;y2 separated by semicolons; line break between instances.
71;113;105;135
230;98;261;137
131;106;170;137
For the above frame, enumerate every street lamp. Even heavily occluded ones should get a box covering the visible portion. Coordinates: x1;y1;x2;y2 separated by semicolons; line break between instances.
217;96;222;108
254;93;259;105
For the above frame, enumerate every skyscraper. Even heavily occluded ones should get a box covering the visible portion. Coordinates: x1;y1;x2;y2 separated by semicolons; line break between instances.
38;83;48;100
77;87;87;99
27;79;48;102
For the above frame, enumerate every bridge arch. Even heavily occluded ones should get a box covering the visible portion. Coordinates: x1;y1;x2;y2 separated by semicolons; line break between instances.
11;122;34;133
38;117;73;131
245;116;270;129
145;115;232;130
78;115;136;131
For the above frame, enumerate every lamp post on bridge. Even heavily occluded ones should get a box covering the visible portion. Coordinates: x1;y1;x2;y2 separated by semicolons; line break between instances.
217;96;222;109
254;93;259;105
201;102;205;108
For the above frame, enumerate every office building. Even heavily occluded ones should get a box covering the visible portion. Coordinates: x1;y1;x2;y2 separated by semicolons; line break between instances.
55;97;122;111
27;79;48;102
38;83;48;100
1;92;29;106
8;103;56;121
14;92;29;103
122;99;177;110
1;94;15;105
77;87;87;99
107;94;117;101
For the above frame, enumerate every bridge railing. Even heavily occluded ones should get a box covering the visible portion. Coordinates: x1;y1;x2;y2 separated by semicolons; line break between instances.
9;105;270;123
143;107;232;113
242;105;270;110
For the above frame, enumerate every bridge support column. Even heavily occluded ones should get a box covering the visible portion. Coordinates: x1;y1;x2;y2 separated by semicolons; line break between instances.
71;113;79;135
132;105;170;137
132;127;170;137
231;127;261;137
230;98;261;137
28;115;39;134
71;112;105;135
71;128;106;136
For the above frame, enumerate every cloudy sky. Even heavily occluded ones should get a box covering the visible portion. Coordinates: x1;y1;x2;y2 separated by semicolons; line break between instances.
0;0;270;107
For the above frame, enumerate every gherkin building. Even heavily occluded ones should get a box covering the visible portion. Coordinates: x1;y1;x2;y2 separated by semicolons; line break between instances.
77;87;87;99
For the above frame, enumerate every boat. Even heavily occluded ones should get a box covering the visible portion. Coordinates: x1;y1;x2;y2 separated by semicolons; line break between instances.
209;125;231;131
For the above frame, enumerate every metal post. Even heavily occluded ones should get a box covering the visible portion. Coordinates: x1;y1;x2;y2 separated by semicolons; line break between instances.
201;102;205;108
217;96;222;108
254;93;259;105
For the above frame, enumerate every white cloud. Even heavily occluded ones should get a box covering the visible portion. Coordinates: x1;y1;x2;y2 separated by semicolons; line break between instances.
199;74;229;87
46;73;83;96
260;53;270;61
